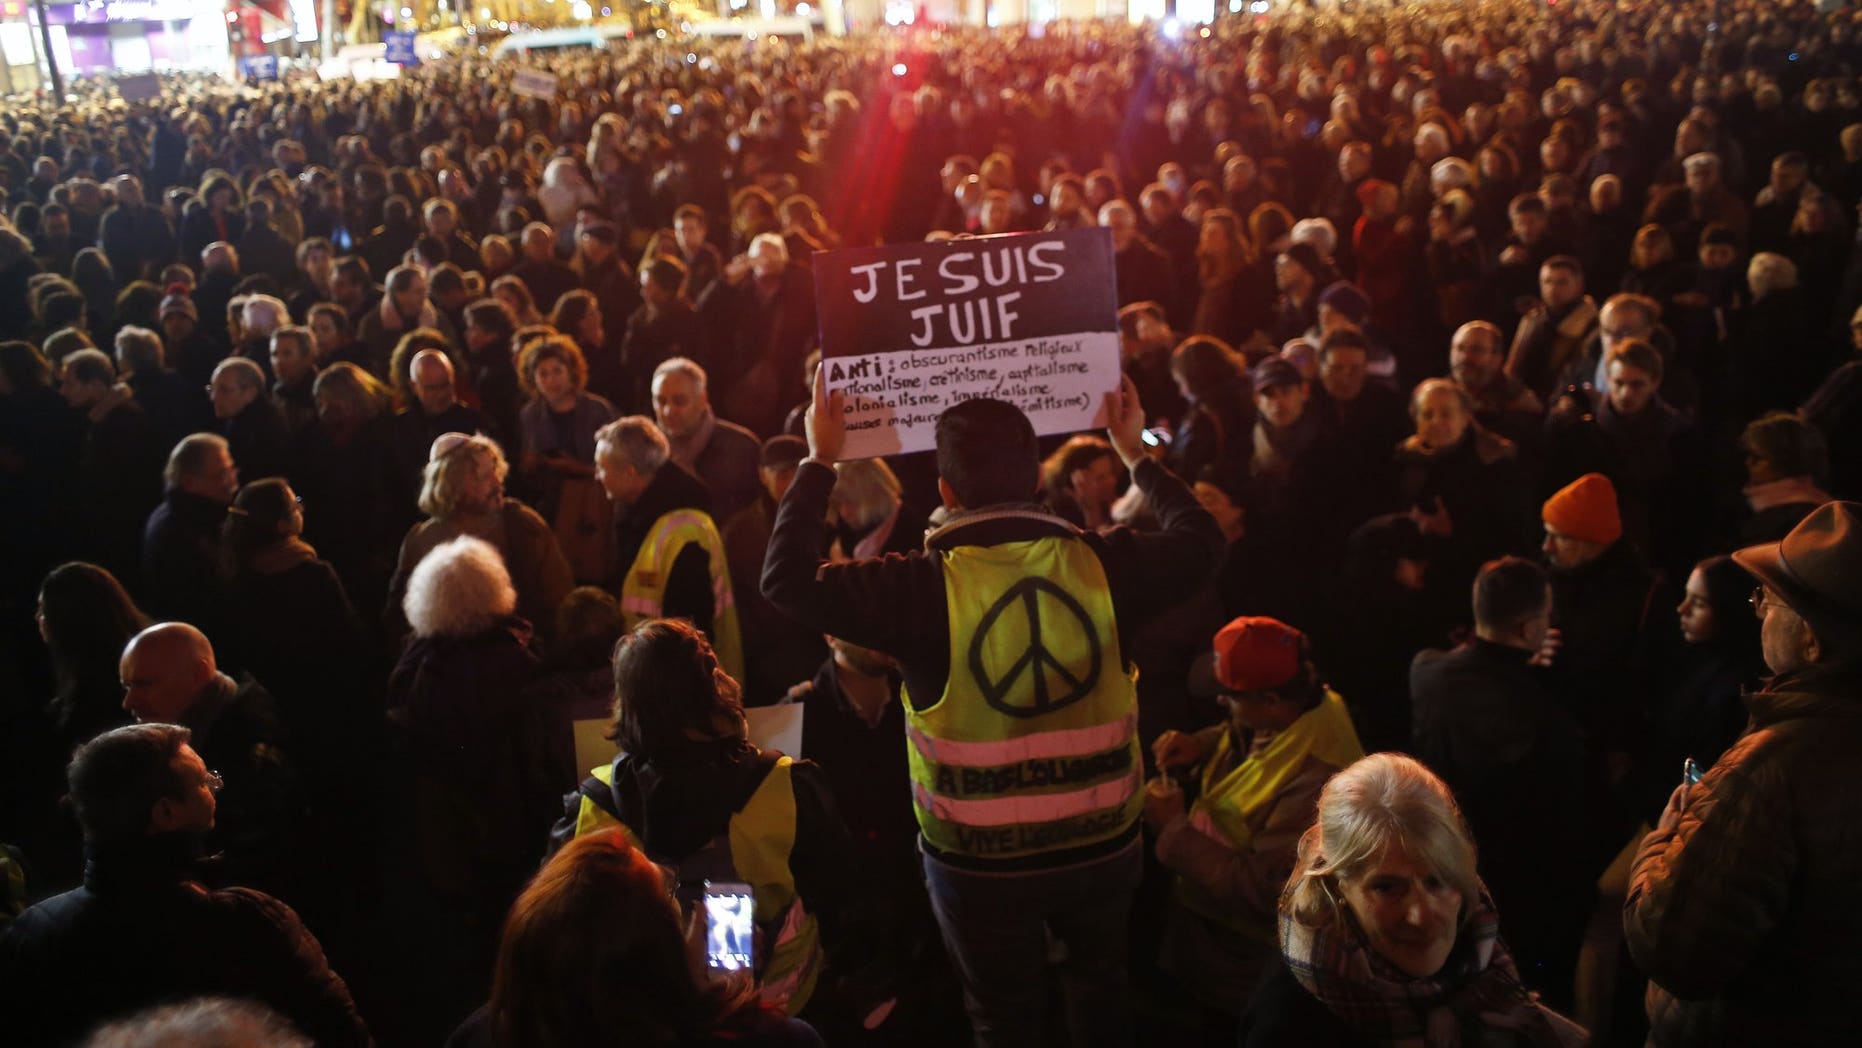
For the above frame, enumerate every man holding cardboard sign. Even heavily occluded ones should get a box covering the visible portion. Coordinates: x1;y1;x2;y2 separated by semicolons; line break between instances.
761;371;1222;1046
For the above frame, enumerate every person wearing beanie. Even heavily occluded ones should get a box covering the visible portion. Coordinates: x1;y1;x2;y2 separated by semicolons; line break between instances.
1539;473;1664;880
157;285;220;388
1314;280;1370;332
1542;472;1623;568
1148;616;1364;1016
1271;242;1327;344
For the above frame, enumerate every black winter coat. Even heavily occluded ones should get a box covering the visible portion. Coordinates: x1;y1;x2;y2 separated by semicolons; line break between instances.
0;835;370;1048
386;618;566;910
1239;960;1373;1047
1392;428;1535;614
141;489;230;635
1410;638;1593;998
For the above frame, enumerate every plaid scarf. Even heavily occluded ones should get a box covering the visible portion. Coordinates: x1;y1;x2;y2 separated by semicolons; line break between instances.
1279;889;1581;1047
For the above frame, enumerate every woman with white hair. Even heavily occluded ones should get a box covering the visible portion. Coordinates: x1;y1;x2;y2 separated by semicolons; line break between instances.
1240;753;1585;1046
384;432;573;641
386;534;572;1036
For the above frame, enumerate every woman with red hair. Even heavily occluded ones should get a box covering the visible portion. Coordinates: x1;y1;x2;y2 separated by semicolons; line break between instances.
448;829;822;1047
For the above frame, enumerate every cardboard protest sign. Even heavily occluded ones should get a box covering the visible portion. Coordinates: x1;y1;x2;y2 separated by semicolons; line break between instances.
746;704;804;757
116;73;161;102
384;31;419;66
812;228;1120;460
512;68;559;99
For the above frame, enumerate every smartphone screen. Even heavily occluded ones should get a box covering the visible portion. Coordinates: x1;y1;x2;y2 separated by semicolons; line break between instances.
704;881;756;973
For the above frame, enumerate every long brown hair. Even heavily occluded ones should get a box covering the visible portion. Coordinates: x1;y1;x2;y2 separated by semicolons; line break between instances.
1196;208;1251;287
608;619;746;756
488;829;766;1046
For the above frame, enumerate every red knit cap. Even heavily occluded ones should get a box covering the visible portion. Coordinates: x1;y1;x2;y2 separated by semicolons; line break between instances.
1211;617;1305;693
1542;473;1622;546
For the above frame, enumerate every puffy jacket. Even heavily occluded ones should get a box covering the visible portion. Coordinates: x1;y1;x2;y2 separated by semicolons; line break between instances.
1625;665;1862;1046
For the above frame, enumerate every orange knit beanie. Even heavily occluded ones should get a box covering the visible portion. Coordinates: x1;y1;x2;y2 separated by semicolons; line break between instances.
1542;473;1622;546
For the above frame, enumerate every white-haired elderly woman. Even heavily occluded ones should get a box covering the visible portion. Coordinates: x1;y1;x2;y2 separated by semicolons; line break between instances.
384;432;573;641
1731;251;1815;420
1239;754;1586;1046
386;535;572;1010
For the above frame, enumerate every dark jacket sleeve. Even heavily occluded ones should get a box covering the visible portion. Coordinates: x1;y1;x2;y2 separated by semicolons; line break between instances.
786;759;853;943
1086;457;1226;639
225;888;374;1048
1623;730;1796;998
760;460;949;674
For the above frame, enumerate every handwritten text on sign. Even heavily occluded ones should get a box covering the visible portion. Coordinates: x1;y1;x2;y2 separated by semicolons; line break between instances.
813;228;1120;459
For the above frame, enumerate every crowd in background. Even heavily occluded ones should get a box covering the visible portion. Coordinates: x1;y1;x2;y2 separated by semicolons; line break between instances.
4;0;1862;1044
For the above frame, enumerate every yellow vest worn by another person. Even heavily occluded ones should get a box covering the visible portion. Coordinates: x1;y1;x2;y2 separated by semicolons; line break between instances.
619;508;745;684
570;757;821;1016
1179;690;1364;936
903;531;1142;863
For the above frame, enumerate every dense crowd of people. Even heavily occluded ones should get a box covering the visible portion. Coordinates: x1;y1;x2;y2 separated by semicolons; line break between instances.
4;1;1862;1044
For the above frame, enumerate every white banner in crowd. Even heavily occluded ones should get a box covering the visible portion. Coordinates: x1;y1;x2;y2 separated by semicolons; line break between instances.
512;68;559;99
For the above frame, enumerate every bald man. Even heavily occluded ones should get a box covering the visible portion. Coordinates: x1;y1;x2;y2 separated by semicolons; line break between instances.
389;348;489;521
120;622;298;893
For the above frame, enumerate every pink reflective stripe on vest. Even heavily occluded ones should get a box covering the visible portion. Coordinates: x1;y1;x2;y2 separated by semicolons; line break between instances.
620;594;661;617
652;511;713;560
757;898;818;1007
913;770;1139;827
907;714;1136;768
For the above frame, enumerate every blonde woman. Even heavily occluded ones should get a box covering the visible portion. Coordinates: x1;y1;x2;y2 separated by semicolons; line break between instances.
1241;753;1584;1046
384;432;572;640
827;457;924;559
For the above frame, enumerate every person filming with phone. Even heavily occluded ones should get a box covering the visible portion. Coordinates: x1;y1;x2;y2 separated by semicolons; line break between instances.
449;829;824;1047
549;618;850;1019
1626;501;1862;1045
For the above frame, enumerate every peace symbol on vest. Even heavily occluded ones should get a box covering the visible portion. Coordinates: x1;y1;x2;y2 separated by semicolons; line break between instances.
967;577;1103;719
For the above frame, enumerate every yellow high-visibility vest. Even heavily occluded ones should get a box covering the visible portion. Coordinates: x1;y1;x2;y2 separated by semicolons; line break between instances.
902;534;1141;862
618;507;744;684
572;758;821;1015
1178;690;1363;937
